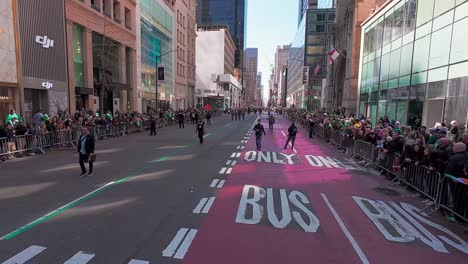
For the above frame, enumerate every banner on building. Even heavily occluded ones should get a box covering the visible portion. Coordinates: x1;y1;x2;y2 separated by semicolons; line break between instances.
302;66;309;85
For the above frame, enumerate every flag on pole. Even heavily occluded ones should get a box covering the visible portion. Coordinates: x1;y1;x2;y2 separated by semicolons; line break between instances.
313;64;321;76
329;46;340;64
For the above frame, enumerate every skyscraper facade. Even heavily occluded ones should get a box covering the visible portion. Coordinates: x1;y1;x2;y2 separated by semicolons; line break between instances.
196;0;246;68
273;45;290;107
244;48;258;107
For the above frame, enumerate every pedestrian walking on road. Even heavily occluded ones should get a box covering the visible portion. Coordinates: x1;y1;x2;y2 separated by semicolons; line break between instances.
177;111;185;128
77;127;95;177
196;119;205;144
284;122;298;149
242;110;246;120
308;116;315;138
149;116;157;135
206;111;212;126
268;115;275;133
254;119;266;151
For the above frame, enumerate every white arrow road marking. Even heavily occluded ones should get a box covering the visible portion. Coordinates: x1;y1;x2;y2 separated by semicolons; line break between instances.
2;245;46;264
162;228;198;259
321;193;370;264
219;167;227;174
128;260;149;264
64;251;95;264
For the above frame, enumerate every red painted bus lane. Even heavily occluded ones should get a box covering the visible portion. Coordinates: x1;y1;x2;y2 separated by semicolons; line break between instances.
183;116;468;264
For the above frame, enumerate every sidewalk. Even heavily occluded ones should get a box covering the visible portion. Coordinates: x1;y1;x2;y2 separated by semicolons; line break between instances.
182;114;468;264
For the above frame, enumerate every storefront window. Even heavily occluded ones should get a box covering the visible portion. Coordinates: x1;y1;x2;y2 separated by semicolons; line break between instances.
389;48;401;79
73;24;84;87
400;43;413;76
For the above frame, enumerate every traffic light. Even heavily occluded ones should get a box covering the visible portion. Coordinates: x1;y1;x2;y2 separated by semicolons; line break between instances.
157;66;165;81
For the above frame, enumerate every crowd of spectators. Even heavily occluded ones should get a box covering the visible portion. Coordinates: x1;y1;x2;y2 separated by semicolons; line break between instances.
0;108;215;160
286;108;468;179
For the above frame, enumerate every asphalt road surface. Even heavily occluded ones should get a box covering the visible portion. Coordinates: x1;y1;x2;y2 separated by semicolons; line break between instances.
0;113;467;264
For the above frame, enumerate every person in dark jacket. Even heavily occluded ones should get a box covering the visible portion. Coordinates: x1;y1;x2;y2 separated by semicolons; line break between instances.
177;111;185;128
308;117;315;138
431;138;452;173
253;119;266;151
77;127;95;177
384;131;404;155
284;122;298;149
196;119;205;144
446;142;467;178
149;116;157;136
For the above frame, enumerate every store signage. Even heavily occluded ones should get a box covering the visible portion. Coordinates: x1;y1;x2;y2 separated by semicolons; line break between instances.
0;96;9;100
35;35;54;48
302;66;309;85
41;81;53;89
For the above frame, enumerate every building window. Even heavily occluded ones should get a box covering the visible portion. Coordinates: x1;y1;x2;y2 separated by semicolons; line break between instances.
91;0;100;11
125;7;132;29
103;0;112;18
113;1;121;23
73;24;84;87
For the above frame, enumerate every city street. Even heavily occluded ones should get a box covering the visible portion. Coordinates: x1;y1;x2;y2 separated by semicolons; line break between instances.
0;113;467;263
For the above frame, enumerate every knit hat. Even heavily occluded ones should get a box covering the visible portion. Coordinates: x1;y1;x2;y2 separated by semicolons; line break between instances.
453;142;466;153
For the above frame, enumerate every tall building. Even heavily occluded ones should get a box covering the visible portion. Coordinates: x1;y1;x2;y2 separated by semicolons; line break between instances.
273;45;290;107
196;26;241;109
324;0;386;113
0;0;20;119
66;0;137;114
17;0;68;118
287;7;335;109
359;0;468;128
196;0;246;68
298;0;335;25
137;0;174;112
174;0;197;109
244;48;259;107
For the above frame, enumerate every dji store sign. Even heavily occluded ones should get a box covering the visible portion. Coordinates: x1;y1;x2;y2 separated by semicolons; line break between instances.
35;35;54;48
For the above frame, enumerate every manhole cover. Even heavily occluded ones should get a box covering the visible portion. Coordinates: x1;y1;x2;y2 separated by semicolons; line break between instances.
373;187;401;197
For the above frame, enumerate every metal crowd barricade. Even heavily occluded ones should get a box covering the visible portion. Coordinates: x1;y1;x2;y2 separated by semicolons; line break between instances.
352;140;376;163
400;163;442;205
437;175;468;222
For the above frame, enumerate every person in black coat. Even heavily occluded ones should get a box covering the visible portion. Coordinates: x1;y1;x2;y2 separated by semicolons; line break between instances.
77;127;96;177
284;122;298;149
149;116;157;135
177;111;185;128
196;119;205;144
446;142;467;178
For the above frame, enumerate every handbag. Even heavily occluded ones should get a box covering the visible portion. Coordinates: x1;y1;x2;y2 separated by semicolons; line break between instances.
89;153;97;162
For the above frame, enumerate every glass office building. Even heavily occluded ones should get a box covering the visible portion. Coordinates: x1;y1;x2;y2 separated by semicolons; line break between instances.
287;8;335;109
359;0;468;128
197;0;246;68
140;0;173;111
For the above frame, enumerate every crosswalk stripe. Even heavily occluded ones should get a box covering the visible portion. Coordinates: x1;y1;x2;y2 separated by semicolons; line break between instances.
216;180;225;188
219;167;227;174
201;197;216;213
128;260;149;264
231;160;237;166
173;229;197;259
240;146;245;149
162;228;189;258
193;198;209;213
236;146;241;149
235;153;241;158
226;160;232;165
210;179;219;187
64;251;95;264
226;168;232;174
2;245;46;264
230;153;236;158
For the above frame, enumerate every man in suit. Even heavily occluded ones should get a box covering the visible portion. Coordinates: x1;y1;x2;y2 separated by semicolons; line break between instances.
77;127;95;177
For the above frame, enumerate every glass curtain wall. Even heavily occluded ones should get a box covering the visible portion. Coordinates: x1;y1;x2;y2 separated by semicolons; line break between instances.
140;0;173;110
360;0;468;127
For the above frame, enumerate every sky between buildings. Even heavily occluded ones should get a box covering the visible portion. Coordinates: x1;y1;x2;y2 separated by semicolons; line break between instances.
246;0;298;104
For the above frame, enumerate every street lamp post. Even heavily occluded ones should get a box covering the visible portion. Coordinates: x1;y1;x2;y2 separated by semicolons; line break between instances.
155;49;177;110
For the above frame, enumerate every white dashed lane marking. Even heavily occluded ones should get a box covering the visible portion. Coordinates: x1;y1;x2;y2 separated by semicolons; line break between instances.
162;228;198;259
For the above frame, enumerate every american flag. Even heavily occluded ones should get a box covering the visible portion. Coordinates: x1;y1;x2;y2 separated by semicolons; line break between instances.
313;64;321;76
